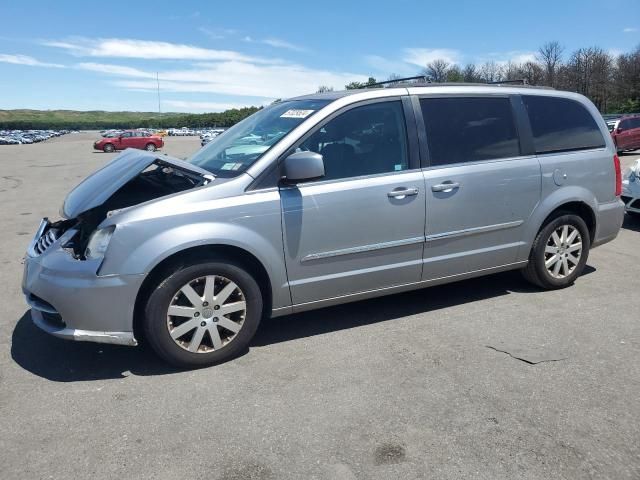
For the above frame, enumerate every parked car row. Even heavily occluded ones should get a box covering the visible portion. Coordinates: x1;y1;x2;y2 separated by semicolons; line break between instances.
0;129;74;145
169;127;226;137
200;129;225;146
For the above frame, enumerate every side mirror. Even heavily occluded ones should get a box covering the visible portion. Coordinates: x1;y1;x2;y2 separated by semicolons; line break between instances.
616;127;623;134
281;151;325;183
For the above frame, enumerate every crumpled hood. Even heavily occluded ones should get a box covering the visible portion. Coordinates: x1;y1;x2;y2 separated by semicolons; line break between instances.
63;148;212;218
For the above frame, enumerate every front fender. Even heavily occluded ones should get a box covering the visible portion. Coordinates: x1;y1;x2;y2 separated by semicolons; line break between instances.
100;220;290;309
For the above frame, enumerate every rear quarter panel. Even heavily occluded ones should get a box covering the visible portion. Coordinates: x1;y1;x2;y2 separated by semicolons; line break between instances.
520;94;619;255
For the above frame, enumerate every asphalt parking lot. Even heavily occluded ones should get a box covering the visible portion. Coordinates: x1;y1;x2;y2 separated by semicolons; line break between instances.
1;132;639;479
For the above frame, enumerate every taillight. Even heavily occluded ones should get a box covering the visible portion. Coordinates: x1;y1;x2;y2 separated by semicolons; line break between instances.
614;154;622;197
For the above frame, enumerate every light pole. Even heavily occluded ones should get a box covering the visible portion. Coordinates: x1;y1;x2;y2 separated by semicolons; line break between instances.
156;72;161;113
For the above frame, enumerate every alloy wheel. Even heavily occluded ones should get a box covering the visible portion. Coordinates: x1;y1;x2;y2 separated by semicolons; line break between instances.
166;275;246;353
544;224;582;279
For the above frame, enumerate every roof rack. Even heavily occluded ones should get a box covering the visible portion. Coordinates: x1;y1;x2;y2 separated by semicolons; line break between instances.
364;75;430;88
487;79;527;85
357;78;554;90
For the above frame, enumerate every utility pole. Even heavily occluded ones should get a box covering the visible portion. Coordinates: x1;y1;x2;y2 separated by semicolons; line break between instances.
156;72;161;113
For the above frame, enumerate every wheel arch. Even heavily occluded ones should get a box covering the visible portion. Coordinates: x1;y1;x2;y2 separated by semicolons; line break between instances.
538;201;596;244
522;187;598;260
132;244;273;343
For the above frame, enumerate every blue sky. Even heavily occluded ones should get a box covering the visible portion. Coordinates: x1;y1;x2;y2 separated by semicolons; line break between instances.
0;0;638;112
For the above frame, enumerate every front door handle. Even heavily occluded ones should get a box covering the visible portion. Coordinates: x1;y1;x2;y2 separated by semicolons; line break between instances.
387;187;419;199
431;182;461;192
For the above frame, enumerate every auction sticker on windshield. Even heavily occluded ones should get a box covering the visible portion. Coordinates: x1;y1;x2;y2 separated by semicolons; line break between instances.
280;109;314;119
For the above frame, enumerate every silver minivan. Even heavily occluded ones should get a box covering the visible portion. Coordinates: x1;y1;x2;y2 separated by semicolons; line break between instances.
22;85;624;367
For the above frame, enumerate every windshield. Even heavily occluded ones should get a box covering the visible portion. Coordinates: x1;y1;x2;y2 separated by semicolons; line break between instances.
188;99;331;177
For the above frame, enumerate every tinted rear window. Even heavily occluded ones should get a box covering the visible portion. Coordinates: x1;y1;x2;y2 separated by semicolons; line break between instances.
420;97;520;166
522;95;605;154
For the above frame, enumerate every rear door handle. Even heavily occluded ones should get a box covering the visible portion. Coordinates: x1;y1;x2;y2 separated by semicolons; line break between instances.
431;182;461;192
387;187;419;198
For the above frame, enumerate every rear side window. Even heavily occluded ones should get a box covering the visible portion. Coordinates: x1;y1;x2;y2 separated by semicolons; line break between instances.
420;97;520;166
522;95;605;154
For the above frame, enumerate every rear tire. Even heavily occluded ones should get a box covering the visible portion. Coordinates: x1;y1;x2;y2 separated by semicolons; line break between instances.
143;259;263;368
522;213;590;289
103;143;115;153
145;143;157;152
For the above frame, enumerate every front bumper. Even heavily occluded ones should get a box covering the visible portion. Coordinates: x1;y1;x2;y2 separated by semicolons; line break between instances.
22;220;144;346
30;309;137;346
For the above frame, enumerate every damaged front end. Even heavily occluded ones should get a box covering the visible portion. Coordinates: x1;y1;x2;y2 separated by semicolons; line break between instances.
30;149;214;261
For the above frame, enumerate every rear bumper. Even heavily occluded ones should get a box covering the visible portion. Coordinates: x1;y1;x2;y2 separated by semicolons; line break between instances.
592;199;625;247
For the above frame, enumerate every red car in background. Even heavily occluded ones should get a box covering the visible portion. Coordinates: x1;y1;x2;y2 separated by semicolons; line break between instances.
610;115;640;154
94;130;164;153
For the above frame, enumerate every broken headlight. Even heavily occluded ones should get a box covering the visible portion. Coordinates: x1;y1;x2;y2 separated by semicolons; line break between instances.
84;226;115;259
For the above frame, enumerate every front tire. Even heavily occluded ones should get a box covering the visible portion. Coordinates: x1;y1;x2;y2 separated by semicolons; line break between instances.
143;260;263;368
522;213;590;289
103;143;115;153
145;143;157;152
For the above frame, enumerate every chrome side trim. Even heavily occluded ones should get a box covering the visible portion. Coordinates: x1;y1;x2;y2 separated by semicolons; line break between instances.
301;236;425;263
271;306;293;318
425;220;523;242
31;309;138;346
290;260;528;314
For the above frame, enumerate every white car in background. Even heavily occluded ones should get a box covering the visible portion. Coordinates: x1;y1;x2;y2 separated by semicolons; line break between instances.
621;159;640;218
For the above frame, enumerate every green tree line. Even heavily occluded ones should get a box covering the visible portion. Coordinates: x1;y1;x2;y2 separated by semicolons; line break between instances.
339;42;640;113
0;107;261;130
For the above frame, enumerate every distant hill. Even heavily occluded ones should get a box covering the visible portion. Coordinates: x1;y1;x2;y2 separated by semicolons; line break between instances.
0;107;261;130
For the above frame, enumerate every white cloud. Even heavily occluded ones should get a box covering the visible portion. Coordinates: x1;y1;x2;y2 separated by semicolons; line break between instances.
43;38;269;63
197;27;237;40
262;38;305;52
476;50;538;66
76;62;154;78
364;55;416;76
72;59;366;98
114;60;365;98
403;48;462;67
163;100;270;112
508;52;537;64
623;27;637;33
0;54;64;68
